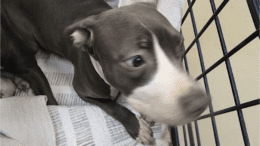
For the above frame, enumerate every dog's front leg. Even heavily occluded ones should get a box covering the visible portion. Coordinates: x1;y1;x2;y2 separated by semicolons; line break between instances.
80;97;155;145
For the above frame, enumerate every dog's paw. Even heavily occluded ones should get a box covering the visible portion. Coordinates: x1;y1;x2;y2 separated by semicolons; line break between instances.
0;77;16;98
14;76;30;91
135;115;155;145
123;114;155;145
140;115;155;127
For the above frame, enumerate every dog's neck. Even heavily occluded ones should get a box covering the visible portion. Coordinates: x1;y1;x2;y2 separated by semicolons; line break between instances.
89;55;119;100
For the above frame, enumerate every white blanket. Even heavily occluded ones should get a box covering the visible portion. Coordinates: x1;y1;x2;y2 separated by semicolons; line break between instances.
0;96;55;146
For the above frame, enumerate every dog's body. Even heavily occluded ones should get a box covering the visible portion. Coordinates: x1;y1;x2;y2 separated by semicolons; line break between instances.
1;0;210;144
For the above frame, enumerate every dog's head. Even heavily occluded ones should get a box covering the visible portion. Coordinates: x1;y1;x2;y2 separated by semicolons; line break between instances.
65;3;210;126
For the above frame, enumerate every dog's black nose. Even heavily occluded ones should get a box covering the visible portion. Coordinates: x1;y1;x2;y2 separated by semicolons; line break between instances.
180;86;210;118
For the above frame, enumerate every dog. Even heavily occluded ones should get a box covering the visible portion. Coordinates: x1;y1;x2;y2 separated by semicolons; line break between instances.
1;0;210;144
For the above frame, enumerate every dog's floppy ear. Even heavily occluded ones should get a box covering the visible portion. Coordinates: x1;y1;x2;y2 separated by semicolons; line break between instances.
69;29;95;54
65;15;98;55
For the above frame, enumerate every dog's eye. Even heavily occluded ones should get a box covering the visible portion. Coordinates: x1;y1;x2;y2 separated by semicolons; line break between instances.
126;55;144;67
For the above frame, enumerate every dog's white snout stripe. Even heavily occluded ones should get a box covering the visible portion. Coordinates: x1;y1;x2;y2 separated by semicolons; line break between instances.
126;33;201;125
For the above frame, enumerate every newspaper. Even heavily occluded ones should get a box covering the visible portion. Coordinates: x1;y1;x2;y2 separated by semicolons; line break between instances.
48;106;166;146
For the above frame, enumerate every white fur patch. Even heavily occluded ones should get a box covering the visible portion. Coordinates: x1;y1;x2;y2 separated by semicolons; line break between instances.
89;56;119;99
126;33;195;125
70;30;87;48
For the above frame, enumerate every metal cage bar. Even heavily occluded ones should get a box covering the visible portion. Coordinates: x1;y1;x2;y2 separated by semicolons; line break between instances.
182;0;196;24
194;121;201;146
209;0;251;145
183;125;188;146
186;0;220;145
182;28;202;146
246;0;260;30
171;127;180;146
187;123;195;146
198;99;260;120
183;0;229;55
